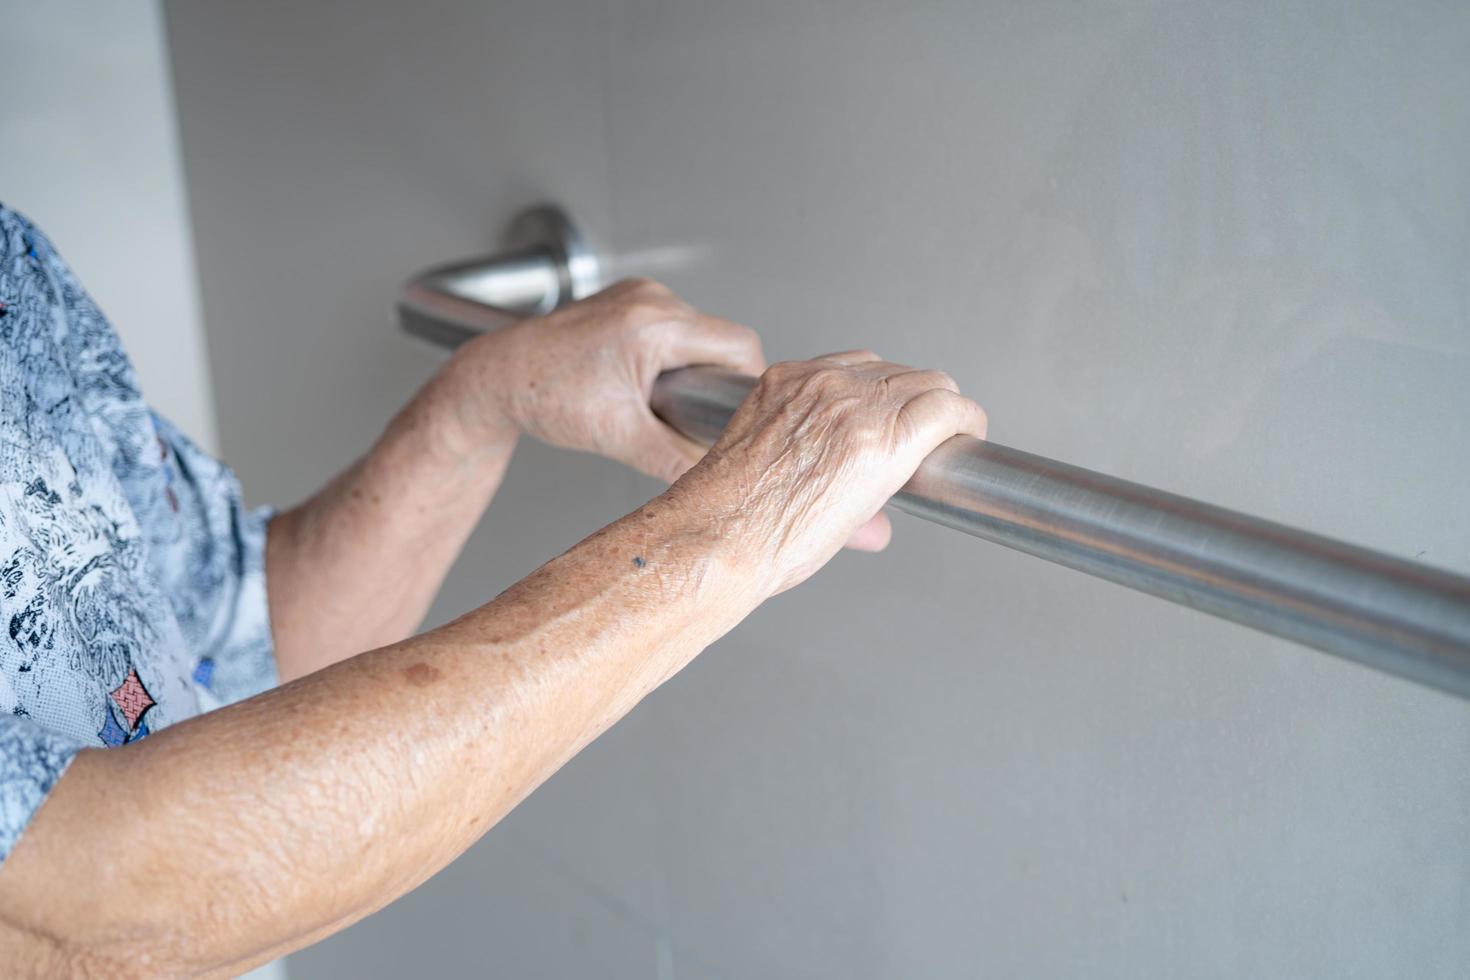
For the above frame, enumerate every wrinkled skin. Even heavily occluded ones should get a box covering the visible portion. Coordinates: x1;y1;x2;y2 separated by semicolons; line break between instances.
677;350;984;594
452;277;763;483
443;277;899;553
0;279;985;977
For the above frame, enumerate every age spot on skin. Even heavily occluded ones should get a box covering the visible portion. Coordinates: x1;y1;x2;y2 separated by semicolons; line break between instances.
404;662;442;687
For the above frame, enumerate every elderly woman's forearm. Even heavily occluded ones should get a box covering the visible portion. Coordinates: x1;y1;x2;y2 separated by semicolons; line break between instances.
264;280;767;683
0;496;758;978
0;347;982;977
266;364;521;681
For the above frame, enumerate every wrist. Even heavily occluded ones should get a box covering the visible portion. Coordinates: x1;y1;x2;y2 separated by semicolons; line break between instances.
413;334;522;466
620;489;771;631
645;465;779;607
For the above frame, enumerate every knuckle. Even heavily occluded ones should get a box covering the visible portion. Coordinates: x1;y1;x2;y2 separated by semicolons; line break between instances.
624;276;672;298
812;396;855;427
624;297;676;328
762;360;802;383
927;369;958;392
799;366;847;397
631;302;667;327
927;390;987;434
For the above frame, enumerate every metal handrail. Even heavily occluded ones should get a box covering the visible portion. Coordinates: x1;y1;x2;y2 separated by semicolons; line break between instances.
401;206;1470;699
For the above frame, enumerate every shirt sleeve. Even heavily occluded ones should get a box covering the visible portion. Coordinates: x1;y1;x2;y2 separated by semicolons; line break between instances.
16;204;278;708
149;413;279;707
0;713;84;863
20;206;279;707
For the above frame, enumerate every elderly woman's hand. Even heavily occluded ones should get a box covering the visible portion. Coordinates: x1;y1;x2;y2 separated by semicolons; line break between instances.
666;351;987;598
442;277;764;482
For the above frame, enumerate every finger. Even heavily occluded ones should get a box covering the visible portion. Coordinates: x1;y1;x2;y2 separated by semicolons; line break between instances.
844;510;892;552
633;409;713;484
874;367;960;399
898;388;989;444
661;427;711;483
634;441;700;485
660;315;766;377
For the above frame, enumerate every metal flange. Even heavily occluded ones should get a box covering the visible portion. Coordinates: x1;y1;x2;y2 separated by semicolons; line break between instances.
400;204;600;346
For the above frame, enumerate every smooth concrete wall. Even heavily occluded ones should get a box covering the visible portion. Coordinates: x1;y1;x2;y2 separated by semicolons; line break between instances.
0;0;218;451
164;3;1470;977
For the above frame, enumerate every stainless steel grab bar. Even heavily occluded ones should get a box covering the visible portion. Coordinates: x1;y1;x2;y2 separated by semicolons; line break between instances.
402;205;1470;699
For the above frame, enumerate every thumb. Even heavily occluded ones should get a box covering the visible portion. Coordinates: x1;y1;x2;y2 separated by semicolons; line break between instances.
634;415;711;484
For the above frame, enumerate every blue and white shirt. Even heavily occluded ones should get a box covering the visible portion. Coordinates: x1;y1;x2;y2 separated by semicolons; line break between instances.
0;204;276;862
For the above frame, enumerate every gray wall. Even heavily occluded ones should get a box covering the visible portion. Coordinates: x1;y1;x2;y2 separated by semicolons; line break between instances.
0;0;218;449
162;2;1470;977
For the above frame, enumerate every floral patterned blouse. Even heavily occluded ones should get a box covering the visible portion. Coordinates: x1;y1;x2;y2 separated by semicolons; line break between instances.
0;204;276;862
